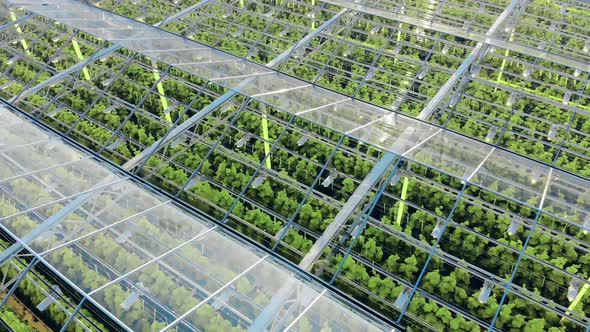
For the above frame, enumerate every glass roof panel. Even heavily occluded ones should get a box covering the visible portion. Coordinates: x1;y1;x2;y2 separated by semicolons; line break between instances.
2;1;590;330
0;105;392;331
544;169;590;231
405;130;494;178
27;186;168;254
14;0;589;224
174;260;321;331
474;148;551;206
0;139;84;181
0;121;54;149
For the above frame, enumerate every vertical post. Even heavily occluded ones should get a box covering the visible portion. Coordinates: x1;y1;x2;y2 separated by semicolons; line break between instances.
71;39;91;80
218;115;296;225
272;136;344;251
396;176;410;225
299;151;398;271
487;168;553;331
396;183;468;322
175;96;250;198
151;60;172;123
396;6;404;45
330;158;403;285
261;105;272;169
9;13;31;56
496;30;514;86
311;0;316;30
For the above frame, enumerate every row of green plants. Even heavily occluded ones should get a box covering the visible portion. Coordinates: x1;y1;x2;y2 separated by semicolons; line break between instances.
0;306;39;332
94;0;590;179
0;121;374;331
1;6;590;331
0;235;108;332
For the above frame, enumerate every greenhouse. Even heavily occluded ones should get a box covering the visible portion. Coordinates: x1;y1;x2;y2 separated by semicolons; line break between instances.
0;0;588;331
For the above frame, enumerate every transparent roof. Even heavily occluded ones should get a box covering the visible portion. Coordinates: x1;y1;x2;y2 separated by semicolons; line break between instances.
0;0;589;331
12;0;590;234
0;105;393;331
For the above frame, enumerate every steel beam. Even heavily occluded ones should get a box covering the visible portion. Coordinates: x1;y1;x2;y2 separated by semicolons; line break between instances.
59;299;85;332
122;89;239;170
417;0;524;120
267;8;348;67
298;151;397;270
154;0;213;27
0;258;37;309
247;280;298;331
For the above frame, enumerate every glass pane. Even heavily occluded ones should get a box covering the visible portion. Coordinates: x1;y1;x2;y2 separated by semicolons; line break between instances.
294;294;387;332
474;149;551;206
178;259;321;331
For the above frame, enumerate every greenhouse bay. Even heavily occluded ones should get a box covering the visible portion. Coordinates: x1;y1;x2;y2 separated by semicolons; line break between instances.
0;0;588;331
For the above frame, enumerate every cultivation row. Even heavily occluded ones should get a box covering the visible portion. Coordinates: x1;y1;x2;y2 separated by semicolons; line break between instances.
510;0;590;62
0;109;390;331
93;0;590;178
0;306;40;332
0;236;108;332
436;45;590;177
1;3;589;332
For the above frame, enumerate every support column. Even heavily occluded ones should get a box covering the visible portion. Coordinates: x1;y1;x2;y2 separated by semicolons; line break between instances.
71;39;91;80
261;105;272;169
9;12;31;56
150;60;172;123
396;176;410;225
